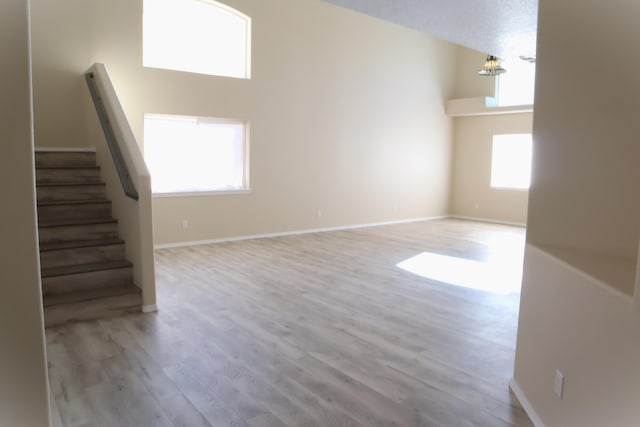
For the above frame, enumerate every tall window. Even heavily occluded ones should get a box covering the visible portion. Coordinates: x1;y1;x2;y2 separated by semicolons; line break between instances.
496;59;536;106
491;134;533;190
144;114;249;195
143;0;251;79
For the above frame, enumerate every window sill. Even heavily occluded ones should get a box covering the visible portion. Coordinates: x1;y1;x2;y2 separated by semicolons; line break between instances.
491;186;530;192
446;97;533;117
152;189;252;198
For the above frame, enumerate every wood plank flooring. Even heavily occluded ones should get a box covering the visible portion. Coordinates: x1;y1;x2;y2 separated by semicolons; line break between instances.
46;219;533;427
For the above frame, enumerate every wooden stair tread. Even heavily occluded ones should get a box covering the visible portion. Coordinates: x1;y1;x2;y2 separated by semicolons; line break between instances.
42;259;132;278
38;218;117;228
39;238;125;252
37;182;105;188
36;165;100;169
34;147;96;152
38;199;110;207
43;284;140;307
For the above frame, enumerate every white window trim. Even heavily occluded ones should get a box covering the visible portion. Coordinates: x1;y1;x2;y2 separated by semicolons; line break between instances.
206;0;252;79
152;189;253;198
491;186;530;192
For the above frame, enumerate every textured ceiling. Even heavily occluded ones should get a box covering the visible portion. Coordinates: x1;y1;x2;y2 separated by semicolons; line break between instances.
320;0;538;59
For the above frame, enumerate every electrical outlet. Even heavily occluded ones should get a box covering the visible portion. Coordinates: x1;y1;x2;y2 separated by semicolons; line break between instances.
554;370;564;399
181;219;189;230
316;210;322;218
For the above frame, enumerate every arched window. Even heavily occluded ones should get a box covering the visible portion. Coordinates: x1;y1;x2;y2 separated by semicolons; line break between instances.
143;0;251;79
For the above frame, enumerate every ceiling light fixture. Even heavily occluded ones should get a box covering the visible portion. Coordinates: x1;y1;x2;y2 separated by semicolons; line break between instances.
477;55;506;76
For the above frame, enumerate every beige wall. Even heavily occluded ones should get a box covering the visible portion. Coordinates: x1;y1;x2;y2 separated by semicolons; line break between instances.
451;113;532;224
516;247;640;427
450;46;532;224
514;0;640;425
0;0;51;425
525;0;640;259
30;0;457;245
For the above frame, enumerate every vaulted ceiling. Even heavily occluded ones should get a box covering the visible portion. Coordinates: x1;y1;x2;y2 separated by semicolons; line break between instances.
321;0;538;59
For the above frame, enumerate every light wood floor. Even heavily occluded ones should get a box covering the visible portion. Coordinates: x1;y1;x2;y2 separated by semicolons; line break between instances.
47;219;533;427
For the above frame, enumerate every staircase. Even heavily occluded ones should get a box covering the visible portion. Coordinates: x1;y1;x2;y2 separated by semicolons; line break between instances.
35;149;142;327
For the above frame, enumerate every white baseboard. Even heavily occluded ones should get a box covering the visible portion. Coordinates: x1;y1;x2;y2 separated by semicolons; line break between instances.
450;215;526;228
510;379;547;427
142;304;158;313
154;216;448;249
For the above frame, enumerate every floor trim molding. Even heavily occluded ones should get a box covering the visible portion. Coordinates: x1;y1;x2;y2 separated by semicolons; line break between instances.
510;379;547;427
155;216;448;249
450;215;526;228
142;304;158;313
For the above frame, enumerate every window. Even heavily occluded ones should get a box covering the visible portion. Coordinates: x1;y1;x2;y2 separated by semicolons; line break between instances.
143;0;251;79
496;59;536;106
144;114;249;195
491;134;532;190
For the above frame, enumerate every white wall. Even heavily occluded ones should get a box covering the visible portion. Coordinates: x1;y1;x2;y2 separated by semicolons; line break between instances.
0;0;51;425
513;0;640;425
30;0;458;246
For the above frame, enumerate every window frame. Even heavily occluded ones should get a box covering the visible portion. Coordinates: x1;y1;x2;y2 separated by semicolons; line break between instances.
143;114;251;198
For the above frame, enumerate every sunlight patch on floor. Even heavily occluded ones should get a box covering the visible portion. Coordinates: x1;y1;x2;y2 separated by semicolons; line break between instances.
396;233;525;294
